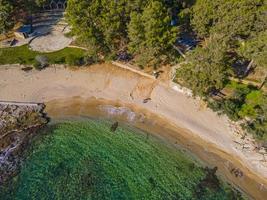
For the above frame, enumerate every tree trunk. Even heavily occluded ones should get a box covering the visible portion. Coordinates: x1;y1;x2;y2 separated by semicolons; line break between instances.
244;59;254;77
259;73;267;90
172;45;186;59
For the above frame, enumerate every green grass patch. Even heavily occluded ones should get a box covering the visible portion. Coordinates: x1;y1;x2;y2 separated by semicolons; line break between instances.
0;45;85;65
0;120;241;200
225;81;248;90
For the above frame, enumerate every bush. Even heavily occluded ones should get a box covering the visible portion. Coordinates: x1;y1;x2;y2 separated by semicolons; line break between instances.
208;97;241;120
33;61;41;70
246;120;267;142
208;82;267;142
83;55;99;65
34;55;49;70
65;54;84;66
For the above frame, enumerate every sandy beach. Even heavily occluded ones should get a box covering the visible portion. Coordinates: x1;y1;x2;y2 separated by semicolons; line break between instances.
1;63;267;199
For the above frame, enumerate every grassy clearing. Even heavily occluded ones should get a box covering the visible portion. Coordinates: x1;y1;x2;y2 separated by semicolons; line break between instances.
0;120;241;200
0;45;85;65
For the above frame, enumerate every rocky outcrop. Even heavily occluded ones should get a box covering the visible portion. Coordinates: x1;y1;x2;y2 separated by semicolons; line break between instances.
0;102;49;184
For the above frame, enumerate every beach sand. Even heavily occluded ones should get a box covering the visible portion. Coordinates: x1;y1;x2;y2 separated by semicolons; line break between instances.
1;63;267;199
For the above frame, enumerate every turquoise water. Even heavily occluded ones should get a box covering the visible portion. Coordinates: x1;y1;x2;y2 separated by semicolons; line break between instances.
0;120;241;200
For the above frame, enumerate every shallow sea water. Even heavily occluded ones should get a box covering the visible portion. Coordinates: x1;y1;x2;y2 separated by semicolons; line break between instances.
0;119;241;200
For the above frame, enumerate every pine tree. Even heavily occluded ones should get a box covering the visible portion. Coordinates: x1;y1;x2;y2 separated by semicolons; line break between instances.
191;0;266;40
176;35;231;95
128;0;179;66
0;0;14;35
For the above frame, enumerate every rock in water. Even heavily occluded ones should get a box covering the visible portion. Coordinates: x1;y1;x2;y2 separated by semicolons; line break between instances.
143;98;152;104
110;122;119;132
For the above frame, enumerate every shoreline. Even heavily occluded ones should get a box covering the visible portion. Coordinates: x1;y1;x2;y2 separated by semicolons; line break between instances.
1;63;267;199
45;97;267;199
0;102;48;184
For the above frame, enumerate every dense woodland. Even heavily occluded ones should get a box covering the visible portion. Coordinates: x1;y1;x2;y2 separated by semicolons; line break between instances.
0;0;47;27
0;0;267;142
65;0;187;66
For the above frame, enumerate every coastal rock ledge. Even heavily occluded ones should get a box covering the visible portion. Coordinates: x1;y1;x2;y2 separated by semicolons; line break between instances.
0;101;49;184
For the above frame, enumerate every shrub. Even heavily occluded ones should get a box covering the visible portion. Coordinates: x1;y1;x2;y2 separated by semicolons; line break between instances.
83;55;99;65
34;55;49;70
208;82;267;142
246;120;267;142
33;61;41;70
65;54;84;66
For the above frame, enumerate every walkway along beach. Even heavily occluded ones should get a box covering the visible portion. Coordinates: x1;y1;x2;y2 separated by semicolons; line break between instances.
0;63;267;199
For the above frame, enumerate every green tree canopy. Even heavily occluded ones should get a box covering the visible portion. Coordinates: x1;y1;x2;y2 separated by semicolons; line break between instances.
66;0;151;57
0;0;15;35
238;30;267;69
176;35;231;95
191;0;266;40
66;0;109;57
188;0;267;82
66;0;181;64
128;1;179;66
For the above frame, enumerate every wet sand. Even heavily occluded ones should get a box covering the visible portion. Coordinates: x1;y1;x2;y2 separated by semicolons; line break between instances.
1;63;267;199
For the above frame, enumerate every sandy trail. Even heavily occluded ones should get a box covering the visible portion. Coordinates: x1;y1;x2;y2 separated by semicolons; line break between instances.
1;63;267;199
